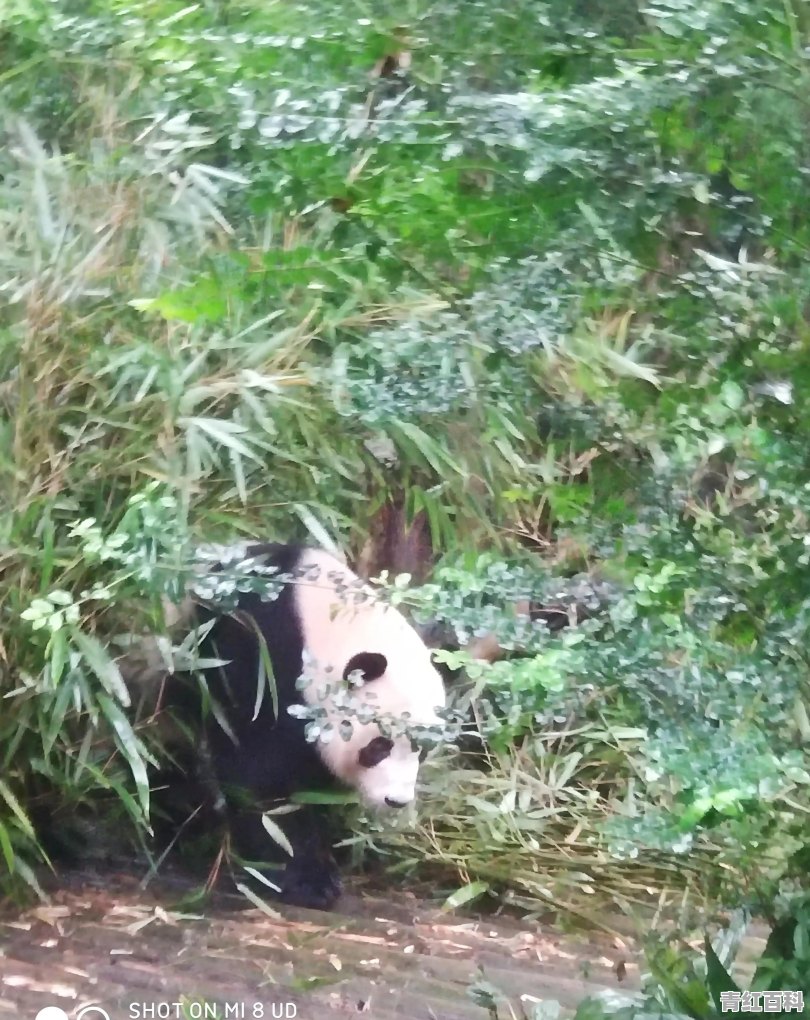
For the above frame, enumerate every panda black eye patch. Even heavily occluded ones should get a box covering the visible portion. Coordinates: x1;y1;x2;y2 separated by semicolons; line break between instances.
343;651;388;683
358;736;394;768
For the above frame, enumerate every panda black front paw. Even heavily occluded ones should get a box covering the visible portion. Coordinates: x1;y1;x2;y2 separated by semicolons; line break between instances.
279;855;343;911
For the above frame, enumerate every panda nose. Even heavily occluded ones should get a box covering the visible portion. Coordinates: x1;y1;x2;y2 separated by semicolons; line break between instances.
385;797;408;809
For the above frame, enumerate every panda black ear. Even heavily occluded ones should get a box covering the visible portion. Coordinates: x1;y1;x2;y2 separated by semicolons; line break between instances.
343;652;387;682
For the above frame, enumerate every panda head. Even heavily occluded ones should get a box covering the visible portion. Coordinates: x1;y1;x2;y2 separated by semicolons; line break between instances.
317;649;445;811
289;547;446;810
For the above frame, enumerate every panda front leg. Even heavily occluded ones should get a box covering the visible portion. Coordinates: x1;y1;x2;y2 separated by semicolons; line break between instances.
274;803;344;911
228;801;343;911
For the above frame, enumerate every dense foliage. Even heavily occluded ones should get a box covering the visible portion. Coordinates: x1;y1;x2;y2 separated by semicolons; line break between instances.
2;0;810;967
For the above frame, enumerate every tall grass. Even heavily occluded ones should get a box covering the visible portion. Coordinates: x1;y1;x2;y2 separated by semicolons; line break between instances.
0;94;523;899
0;106;367;896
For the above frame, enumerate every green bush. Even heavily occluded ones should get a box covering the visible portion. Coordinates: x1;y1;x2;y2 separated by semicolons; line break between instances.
2;0;810;926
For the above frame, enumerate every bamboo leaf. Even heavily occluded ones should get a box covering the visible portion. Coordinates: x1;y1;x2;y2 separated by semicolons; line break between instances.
71;628;131;707
0;780;36;839
260;814;294;856
180;417;262;463
96;693;150;817
441;880;490;911
0;821;14;871
235;882;283;917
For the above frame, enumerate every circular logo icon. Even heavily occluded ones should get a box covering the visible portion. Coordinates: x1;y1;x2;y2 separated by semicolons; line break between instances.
35;1009;70;1020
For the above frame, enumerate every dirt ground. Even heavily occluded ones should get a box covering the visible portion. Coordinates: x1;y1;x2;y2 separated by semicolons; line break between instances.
0;867;643;1020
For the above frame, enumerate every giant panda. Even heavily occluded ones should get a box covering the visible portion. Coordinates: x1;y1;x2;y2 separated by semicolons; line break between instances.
160;542;447;911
